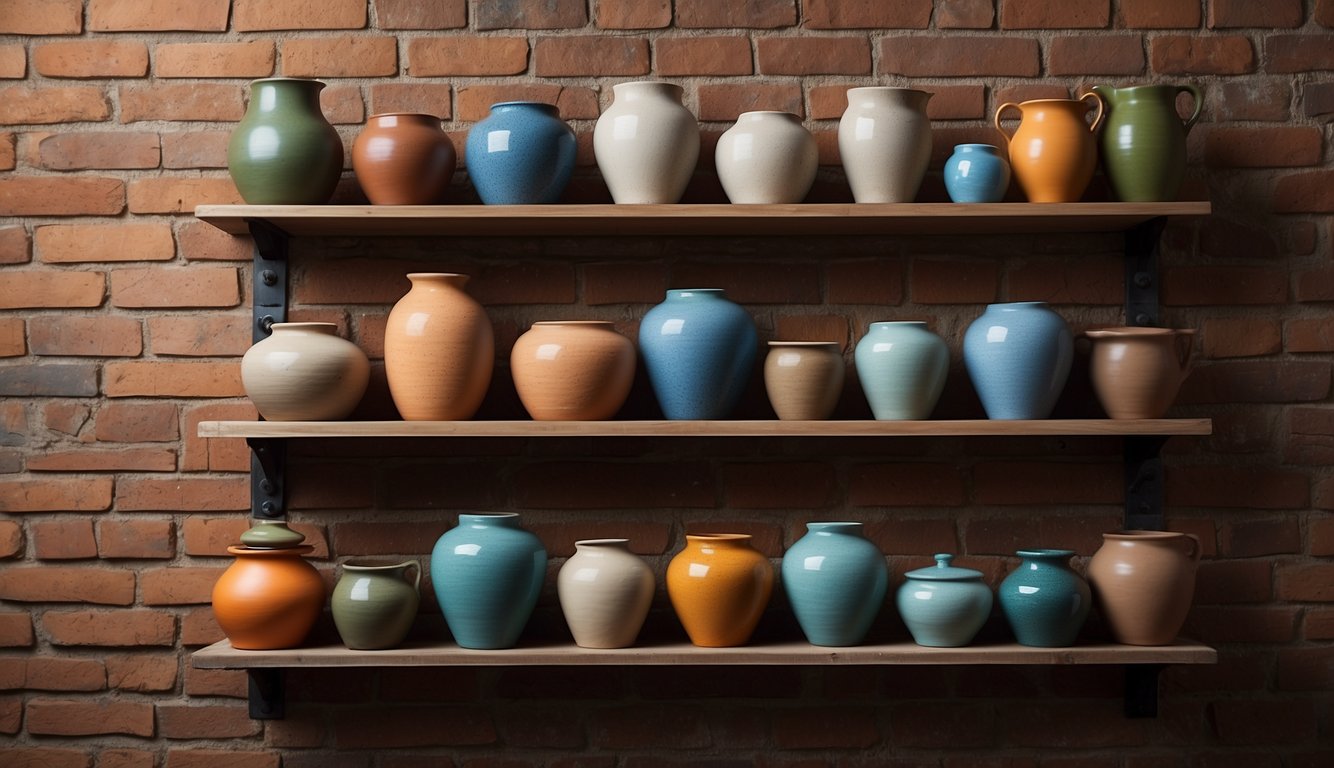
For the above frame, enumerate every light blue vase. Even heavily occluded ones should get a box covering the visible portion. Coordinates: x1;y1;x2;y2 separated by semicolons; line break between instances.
854;321;949;420
430;513;546;649
962;301;1073;420
465;102;576;205
782;522;888;647
998;549;1091;647
896;554;993;648
943;143;1010;203
638;289;757;420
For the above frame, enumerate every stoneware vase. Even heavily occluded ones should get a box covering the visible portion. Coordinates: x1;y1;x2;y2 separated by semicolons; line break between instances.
638;289;757;420
896;554;993;648
383;273;494;421
1092;84;1202;202
352;113;455;205
330;560;420;650
763;341;844;420
838;87;934;203
212;545;324;650
227;77;343;205
1085;327;1195;419
240;322;370;421
1088;530;1200;646
781;522;888;647
667;534;774;647
430;513;547;650
997;549;1091;647
594;81;700;204
854;321;950;420
963;302;1073;420
715;111;818;204
943;144;1011;203
994;95;1104;203
557;538;655;649
510;321;636;421
465;101;576;205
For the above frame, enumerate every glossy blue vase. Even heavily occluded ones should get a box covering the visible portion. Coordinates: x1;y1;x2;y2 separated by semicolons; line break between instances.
943;143;1010;203
430;513;547;649
854;321;949;420
638;289;757;420
962;301;1073;420
998;549;1091;647
782;522;888;647
465;102;576;205
896;554;993;648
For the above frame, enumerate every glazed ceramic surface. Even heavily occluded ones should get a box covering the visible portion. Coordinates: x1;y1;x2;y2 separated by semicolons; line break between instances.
963;302;1073;420
896;554;993;648
594;81;700;204
1088;530;1200;646
715;111;818;204
240;322;370;421
763;341;844;420
352;113;455;205
781;522;888;647
227;77;343;205
1085;327;1195;419
331;560;421;650
212;545;324;650
854;321;949;420
430;513;547;650
943;144;1011;203
465;102;576;205
557;539;655;649
638;289;757;420
238;520;306;549
998;549;1091;647
838;87;933;203
667;534;774;647
1092;84;1201;202
994;95;1104;203
510;321;636;421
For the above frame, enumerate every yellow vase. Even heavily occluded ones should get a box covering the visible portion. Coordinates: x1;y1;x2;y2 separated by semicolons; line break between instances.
994;94;1104;203
666;534;773;647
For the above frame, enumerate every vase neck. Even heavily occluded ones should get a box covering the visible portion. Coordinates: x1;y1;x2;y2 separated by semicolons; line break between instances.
408;272;470;291
459;513;520;529
574;538;632;554
614;81;684;103
687;533;752;552
250;78;325;114
806;522;864;536
666;288;726;302
491;101;560;117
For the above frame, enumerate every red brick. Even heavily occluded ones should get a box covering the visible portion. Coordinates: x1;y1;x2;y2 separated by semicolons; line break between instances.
1277;647;1334;691
147;315;250;357
774;706;880;749
698;83;803;121
24;658;105;691
110;266;239;309
96;750;155;768
803;0;930;27
995;700;1148;747
1168;465;1310;509
0;520;20;557
98;520;176;560
1320;0;1334;26
182;402;256;473
161;131;230;169
104;361;244;398
89;0;229;31
1162;266;1287;305
582;262;670;305
0;177;124;216
1009;257;1122;305
596;0;670;28
1204;126;1323;167
1200;216;1281;261
0;85;110;124
283;36;398;77
590;705;710;749
719;462;837;509
1306;607;1334;639
881;36;1040;77
0;478;112;513
1151;36;1257;75
774;314;852;348
36;223;174;263
0;363;99;397
166;751;279;768
376;0;466;29
1211;0;1303;28
43;402;92;436
974;461;1123;505
1220;517;1302;557
127;177;243;212
1292;318;1334;352
0;566;134;605
29;316;142;357
182;517;256;556
184;666;247;698
533;36;650;77
407;38;529;77
27;448;177;473
0;133;14;171
1273;170;1334;213
158;704;261;739
477;0;587;29
678;0;796;28
1180;360;1331;404
33;40;148;78
936;0;996;28
1119;0;1200;27
1210;699;1318;744
155;41;276;78
33;132;160;171
1202;317;1281;358
1001;0;1110;28
0;750;91;768
26;698;154;737
0;613;34;647
1;0;83;34
0;319;22;356
118;83;243;122
1216;79;1291;121
514;461;715;509
1277;563;1334;601
92;402;178;443
1295;266;1334;303
911;259;999;304
114;477;248;512
1048;35;1146;75
321;85;367;123
233;0;367;30
758;36;871;75
106;653;178;691
827;259;905;304
43;609;175;647
849;463;966;506
654;37;753;76
1305;82;1334;118
1187;605;1299;643
31;519;98;560
456;84;598;122
365;83;452;119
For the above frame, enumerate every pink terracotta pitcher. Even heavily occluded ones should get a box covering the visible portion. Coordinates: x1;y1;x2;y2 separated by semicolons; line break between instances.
1084;327;1194;419
1087;530;1200;646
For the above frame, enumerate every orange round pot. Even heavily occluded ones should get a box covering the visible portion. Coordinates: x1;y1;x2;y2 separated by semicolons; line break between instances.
666;534;774;647
994;95;1104;203
1087;531;1200;646
510;321;635;421
352;113;456;205
1084;327;1195;419
212;545;325;650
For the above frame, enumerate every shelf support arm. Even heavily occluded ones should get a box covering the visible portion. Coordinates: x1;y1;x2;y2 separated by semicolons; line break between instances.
1125;217;1166;328
1124;664;1163;718
247;669;285;720
248;219;289;342
247;438;285;521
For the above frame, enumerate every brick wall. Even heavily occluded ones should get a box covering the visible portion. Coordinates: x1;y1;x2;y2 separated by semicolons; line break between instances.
2;1;1332;765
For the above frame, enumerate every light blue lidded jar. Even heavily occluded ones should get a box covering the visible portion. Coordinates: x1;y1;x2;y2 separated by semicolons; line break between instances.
896;553;993;647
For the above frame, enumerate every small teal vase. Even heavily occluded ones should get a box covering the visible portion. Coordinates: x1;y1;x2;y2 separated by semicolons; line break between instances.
944;143;1010;203
430;513;547;649
998;549;1091;647
854;321;949;420
896;554;993;648
465;101;576;204
782;522;888;647
962;301;1073;420
638;289;757;420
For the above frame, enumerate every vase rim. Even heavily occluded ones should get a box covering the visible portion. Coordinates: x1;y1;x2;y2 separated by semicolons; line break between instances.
1085;326;1194;338
459;512;520;521
768;340;840;347
407;272;470;285
250;77;326;88
666;288;726;298
954;143;1000;151
1010;97;1093;105
1015;548;1076;558
531;320;616;327
227;544;315;556
490;100;559;111
614;80;684;92
847;86;932;95
736;110;801;119
340;558;417;571
805;521;864;531
987;301;1049;309
1102;530;1191;540
269;322;339;334
574;538;631;547
686;533;752;543
368;111;443;121
868;320;927;328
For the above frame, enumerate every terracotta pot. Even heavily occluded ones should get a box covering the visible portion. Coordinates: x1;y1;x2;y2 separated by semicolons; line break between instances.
994;95;1104;203
838;87;934;203
593;81;700;204
1087;530;1201;646
240;322;370;421
510;321;636;421
763;341;844;420
352;113;455;205
666;534;773;647
1084;327;1195;419
557;538;655;649
212;545;324;650
715;111;818;204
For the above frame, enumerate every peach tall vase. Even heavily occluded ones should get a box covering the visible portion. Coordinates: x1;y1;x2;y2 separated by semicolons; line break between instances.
384;273;494;421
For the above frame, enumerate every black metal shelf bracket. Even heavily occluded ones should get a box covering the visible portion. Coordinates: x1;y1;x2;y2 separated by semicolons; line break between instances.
248;669;285;719
1125;217;1166;328
247;437;285;521
249;219;289;342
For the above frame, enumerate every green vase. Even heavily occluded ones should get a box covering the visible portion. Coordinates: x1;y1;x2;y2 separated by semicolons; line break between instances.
228;77;344;205
331;560;421;650
1091;84;1201;202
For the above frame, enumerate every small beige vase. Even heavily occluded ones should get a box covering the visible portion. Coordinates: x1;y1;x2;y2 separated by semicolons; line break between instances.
240;322;370;421
1085;327;1195;419
557;539;655;649
1087;530;1201;646
715;111;818;204
838;87;934;203
763;341;845;420
510;321;636;421
593;81;700;204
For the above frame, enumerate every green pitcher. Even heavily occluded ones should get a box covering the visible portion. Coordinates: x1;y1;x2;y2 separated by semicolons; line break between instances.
1091;84;1202;202
330;559;421;650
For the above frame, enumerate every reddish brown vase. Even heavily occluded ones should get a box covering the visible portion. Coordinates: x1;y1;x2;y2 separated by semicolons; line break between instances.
510;321;635;421
352;113;456;205
1085;327;1195;419
384;273;494;421
212;545;324;650
1087;530;1200;646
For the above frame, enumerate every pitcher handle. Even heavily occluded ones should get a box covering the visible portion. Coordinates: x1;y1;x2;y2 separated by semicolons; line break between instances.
1178;85;1203;133
1180;533;1201;563
1081;91;1105;133
1174;328;1197;370
401;560;422;593
993;102;1021;142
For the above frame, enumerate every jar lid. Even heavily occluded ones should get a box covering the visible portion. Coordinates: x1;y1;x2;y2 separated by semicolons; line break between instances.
239;520;306;549
903;553;985;582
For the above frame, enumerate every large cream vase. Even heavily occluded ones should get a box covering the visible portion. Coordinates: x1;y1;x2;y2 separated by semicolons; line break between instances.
593;81;700;204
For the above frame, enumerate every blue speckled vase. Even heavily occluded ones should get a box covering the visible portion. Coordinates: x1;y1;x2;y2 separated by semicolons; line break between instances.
998;549;1091;647
963;301;1073;420
638;289;757;420
854;321;949;420
896;554;993;648
465;102;576;205
430;513;547;650
782;522;888;647
944;144;1010;203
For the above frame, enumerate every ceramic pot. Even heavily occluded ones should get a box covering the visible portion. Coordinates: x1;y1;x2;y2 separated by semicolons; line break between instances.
331;560;421;650
557;538;655;649
1091;84;1202;202
430;513;547;650
383;273;494;421
239;520;306;549
593;81;700;204
240;322;370;421
998;549;1091;647
352;113;455;205
763;341;844;421
667;534;773;647
212;545;324;650
227;77;343;205
781;522;888;647
510;321;636;421
465;101;576;205
944;144;1010;203
1088;530;1200;646
963;302;1073;420
854;321;950;420
994;95;1104;203
1085;327;1195;419
896;554;993;648
838;87;933;203
715;111;818;204
638;289;757;420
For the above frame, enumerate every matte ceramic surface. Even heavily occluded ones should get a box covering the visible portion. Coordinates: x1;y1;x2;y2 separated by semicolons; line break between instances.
963;302;1073;420
353;113;455;205
1085;327;1195;419
1088;531;1200;646
466;102;576;205
994;95;1104;203
240;323;370;421
557;539;655;649
781;522;888;647
227;78;343;205
430;513;547;650
854;321;949;420
667;534;774;647
638;289;757;420
510;321;636;421
838;87;933;203
594;81;700;204
944;144;1010;203
763;341;844;421
998;549;1091;647
1093;84;1202;202
212;545;324;650
715;111;818;204
896;554;993;648
331;560;421;650
238;520;306;549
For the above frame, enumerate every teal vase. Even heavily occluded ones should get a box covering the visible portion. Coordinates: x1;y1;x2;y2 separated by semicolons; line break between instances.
999;549;1091;647
430;513;547;650
781;522;888;647
228;77;344;204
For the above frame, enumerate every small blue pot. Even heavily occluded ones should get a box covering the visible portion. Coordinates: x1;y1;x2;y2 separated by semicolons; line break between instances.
944;143;1010;203
896;554;993;648
998;549;1091;647
962;301;1073;420
782;522;888;647
638;288;757;420
430;513;547;649
465;102;576;204
854;321;949;420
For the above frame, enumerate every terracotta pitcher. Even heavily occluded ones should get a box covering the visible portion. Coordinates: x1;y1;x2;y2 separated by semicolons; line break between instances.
994;94;1104;203
1084;327;1194;419
1087;531;1201;646
1091;84;1202;202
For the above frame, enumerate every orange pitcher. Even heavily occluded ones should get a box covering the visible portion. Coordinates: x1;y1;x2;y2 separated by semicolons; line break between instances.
994;94;1104;203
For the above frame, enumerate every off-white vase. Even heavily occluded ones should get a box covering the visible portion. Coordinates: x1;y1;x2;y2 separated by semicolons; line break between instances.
593;81;700;204
715;111;818;204
838;87;934;203
557;539;655;649
240;322;370;421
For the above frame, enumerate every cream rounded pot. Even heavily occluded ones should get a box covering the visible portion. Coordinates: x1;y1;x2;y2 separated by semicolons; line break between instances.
593;81;700;204
240;322;370;421
715;111;818;204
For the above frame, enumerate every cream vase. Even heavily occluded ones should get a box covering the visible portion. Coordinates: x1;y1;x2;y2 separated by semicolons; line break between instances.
240;322;370;421
593;81;700;204
557;539;656;649
715;111;818;204
838;87;934;203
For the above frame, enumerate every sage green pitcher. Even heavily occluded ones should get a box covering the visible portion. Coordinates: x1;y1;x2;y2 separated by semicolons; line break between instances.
331;559;421;650
1091;84;1201;202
